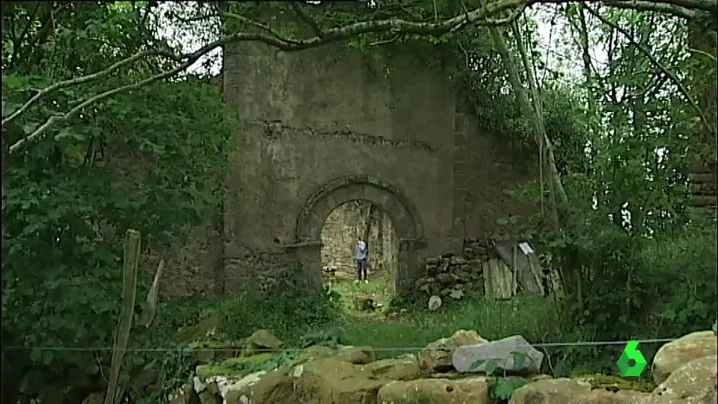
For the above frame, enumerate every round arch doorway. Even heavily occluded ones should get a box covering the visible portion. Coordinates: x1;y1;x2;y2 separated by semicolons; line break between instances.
289;175;427;296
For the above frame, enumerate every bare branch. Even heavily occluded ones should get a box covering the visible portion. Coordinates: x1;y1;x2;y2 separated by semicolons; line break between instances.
484;4;529;25
586;6;717;138
2;49;175;127
8;41;221;153
219;11;300;44
536;0;717;15
687;46;718;62
219;0;529;51
5;0;526;153
369;34;402;46
603;0;698;19
7;0;716;153
214;0;716;52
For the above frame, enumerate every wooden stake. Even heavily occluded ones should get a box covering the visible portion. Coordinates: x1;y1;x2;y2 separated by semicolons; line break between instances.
138;258;164;328
104;229;141;404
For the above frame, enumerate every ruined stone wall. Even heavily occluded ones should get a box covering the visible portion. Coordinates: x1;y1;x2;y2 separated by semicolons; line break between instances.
223;41;457;289
149;53;540;296
216;30;543;293
687;21;717;224
103;140;223;298
452;112;538;241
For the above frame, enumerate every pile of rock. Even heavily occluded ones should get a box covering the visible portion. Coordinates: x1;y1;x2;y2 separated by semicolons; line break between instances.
415;252;483;300
145;328;717;404
415;235;534;300
463;237;493;262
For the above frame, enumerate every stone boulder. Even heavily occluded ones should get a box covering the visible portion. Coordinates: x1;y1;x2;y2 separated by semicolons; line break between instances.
452;335;543;375
363;356;426;381
177;313;221;342
289;355;425;403
167;384;199;404
336;346;378;365
509;378;650;404
242;330;284;356
641;355;717;404
428;295;442;311
652;330;717;385
290;358;388;403
435;273;455;286
225;370;294;404
298;345;375;365
418;330;488;372
377;377;493;404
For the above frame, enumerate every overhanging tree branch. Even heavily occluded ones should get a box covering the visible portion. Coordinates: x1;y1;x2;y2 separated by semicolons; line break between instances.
586;6;717;138
8;40;223;154
7;0;717;154
537;0;717;15
603;0;699;19
2;49;176;127
6;0;527;155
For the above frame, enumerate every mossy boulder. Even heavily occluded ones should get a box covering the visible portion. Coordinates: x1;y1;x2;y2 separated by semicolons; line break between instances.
651;330;717;385
292;358;390;403
177;312;221;343
296;345;375;365
187;340;241;363
241;330;284;356
509;378;650;404
225;369;295;404
377;377;493;404
196;353;281;382
574;373;654;393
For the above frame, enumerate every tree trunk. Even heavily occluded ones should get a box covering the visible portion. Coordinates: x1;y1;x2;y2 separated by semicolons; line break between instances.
486;14;581;303
487;22;568;227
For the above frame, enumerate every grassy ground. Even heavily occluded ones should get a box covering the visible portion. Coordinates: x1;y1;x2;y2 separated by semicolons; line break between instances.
162;270;570;363
317;269;565;359
324;269;395;318
338;295;564;359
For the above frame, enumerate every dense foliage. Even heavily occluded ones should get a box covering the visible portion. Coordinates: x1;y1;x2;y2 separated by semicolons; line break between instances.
2;1;235;401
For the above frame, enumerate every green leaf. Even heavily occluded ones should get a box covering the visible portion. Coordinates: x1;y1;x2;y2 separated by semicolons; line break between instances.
489;377;529;400
470;359;499;375
54;128;85;141
3;74;28;90
2;100;20;118
511;351;529;370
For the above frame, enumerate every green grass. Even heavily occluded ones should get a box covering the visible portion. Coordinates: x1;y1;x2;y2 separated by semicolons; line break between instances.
321;269;564;358
157;273;568;362
325;269;395;317
338;295;564;358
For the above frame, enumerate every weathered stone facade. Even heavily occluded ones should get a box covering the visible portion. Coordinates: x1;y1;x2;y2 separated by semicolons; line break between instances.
215;38;536;296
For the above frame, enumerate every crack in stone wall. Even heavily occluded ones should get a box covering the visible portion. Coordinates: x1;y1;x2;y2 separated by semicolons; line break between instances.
250;119;435;152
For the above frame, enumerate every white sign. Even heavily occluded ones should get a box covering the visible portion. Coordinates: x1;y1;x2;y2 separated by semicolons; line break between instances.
518;242;534;255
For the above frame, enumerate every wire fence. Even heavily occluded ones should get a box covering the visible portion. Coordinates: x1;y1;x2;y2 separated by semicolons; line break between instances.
6;336;716;353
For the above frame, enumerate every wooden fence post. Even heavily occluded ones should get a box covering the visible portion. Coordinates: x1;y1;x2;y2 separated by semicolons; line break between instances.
104;229;141;404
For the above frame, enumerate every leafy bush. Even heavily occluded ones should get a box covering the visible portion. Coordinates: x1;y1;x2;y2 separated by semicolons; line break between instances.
212;273;340;345
2;79;236;373
637;226;718;337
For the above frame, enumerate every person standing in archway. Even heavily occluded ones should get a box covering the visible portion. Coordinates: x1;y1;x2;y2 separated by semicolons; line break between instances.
354;237;369;284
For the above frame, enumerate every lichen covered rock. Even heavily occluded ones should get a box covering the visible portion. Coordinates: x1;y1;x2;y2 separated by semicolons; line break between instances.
377;377;493;404
652;331;717;385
